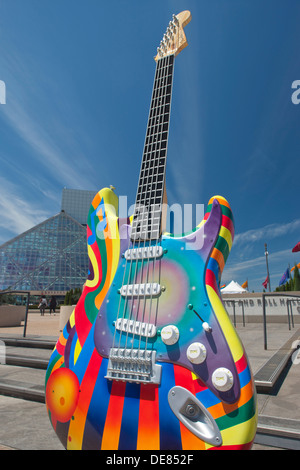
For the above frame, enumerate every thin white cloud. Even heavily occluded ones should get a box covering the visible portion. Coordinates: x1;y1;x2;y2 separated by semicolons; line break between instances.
1;45;96;191
224;253;267;280
0;178;51;244
2;97;93;190
234;219;300;246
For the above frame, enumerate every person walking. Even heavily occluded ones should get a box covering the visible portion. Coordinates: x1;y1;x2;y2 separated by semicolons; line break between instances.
49;296;57;315
39;295;47;316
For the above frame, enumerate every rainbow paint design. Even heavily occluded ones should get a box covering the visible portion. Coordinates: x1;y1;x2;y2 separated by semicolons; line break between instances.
45;188;257;450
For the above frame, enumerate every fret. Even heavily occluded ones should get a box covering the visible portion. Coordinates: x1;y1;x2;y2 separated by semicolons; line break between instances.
131;54;174;241
150;102;170;118
146;121;169;133
140;156;165;165
151;92;170;103
136;192;163;203
137;191;161;200
140;169;165;179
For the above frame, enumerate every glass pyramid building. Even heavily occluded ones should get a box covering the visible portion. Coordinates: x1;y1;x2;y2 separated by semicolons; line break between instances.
0;189;96;294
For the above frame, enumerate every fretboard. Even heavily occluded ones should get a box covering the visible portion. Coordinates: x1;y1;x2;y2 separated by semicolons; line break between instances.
131;54;175;242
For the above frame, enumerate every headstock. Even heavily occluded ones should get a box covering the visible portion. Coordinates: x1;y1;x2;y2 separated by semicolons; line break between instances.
154;10;191;62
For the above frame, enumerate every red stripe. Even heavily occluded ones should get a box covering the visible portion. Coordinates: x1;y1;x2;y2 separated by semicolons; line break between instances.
101;381;126;450
74;297;92;346
67;348;102;448
193;377;208;394
74;236;103;345
221;214;234;237
137;384;160;450
235;353;248;374
56;340;65;356
173;364;195;392
205;269;219;292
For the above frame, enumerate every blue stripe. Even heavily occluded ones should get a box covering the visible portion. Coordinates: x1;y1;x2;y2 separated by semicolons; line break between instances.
48;347;59;366
239;365;252;388
207;257;219;280
82;358;112;450
159;363;182;450
69;330;78;369
195;365;253;410
195;387;220;408
72;324;95;383
118;383;140;450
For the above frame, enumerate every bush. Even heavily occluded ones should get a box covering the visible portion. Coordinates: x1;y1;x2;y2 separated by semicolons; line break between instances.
64;288;82;305
294;265;300;291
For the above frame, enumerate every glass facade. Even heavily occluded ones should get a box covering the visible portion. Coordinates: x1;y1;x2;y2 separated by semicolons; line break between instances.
61;188;96;225
0;211;88;293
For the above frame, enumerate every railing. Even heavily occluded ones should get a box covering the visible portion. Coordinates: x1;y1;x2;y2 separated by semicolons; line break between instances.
262;293;300;350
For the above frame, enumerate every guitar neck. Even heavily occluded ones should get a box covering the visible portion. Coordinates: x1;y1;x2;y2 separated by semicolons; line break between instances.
131;54;175;242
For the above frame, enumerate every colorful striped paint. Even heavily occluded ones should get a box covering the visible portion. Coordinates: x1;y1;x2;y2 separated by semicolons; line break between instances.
45;190;257;450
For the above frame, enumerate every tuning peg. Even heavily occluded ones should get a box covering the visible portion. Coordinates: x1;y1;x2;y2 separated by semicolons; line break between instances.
172;14;179;26
160;40;166;51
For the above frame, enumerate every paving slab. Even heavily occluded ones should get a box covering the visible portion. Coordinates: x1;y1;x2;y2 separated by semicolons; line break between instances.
0;395;64;450
0;314;300;450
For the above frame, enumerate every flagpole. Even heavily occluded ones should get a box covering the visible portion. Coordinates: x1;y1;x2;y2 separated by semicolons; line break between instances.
264;243;271;292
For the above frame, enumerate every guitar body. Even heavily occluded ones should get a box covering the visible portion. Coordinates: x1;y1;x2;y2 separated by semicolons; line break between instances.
45;187;257;450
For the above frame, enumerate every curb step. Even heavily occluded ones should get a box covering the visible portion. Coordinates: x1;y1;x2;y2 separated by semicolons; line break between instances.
0;379;45;403
5;354;49;370
255;415;300;450
0;336;56;350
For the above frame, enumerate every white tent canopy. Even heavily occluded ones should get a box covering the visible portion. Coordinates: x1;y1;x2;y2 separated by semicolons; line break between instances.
221;281;247;294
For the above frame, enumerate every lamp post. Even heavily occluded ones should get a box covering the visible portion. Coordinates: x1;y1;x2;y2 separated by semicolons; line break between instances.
264;243;271;292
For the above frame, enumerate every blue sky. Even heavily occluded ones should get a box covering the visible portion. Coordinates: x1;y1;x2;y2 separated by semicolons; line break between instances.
0;0;300;292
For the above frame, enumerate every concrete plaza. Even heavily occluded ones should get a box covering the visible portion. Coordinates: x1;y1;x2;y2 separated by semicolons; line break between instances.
0;312;299;450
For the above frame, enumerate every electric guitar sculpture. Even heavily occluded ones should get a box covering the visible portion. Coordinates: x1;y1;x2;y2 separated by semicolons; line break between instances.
45;11;257;450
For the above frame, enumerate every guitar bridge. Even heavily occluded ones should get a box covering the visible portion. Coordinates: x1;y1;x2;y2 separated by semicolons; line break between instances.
105;348;162;385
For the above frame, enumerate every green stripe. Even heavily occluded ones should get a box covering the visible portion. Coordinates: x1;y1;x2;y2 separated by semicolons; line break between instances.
85;235;108;324
206;202;233;222
216;396;256;431
215;235;230;262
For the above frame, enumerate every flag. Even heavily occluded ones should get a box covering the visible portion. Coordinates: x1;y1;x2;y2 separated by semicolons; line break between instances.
262;276;269;289
291;263;300;272
241;280;248;289
292;242;300;253
279;268;290;286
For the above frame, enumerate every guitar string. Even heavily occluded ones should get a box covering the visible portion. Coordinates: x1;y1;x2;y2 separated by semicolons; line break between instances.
126;54;174;364
110;54;175;380
110;55;165;355
124;55;168;355
128;54;174;368
131;55;171;357
143;54;175;356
